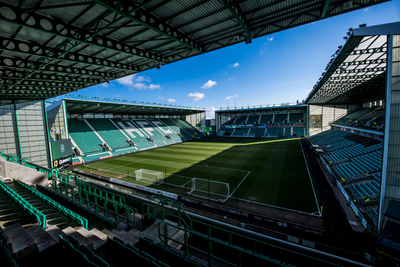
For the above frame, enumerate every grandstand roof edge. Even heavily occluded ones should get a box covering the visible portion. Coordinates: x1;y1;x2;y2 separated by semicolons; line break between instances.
63;97;205;112
216;104;307;113
305;21;400;105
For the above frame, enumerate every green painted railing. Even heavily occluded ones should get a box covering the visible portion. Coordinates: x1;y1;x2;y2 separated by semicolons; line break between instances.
143;196;341;267
13;179;88;229
49;175;137;228
0;151;52;178
0;180;46;228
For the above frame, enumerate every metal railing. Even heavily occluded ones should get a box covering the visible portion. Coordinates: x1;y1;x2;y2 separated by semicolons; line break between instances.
142;196;342;267
0;180;46;228
51;175;137;228
13;179;88;229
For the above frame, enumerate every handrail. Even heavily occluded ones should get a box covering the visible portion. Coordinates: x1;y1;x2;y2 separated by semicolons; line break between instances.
52;176;136;228
0;151;52;178
143;196;343;267
13;179;88;229
0;180;46;228
157;220;341;267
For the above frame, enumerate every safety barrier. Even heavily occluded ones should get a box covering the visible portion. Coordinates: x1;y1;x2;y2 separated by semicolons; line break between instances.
13;179;88;229
142;196;341;267
0;180;46;228
0;151;52;178
41;176;137;229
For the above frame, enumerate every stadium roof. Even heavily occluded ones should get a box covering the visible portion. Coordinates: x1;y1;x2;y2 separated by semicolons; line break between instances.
55;96;205;115
305;21;400;104
216;103;307;113
0;0;390;100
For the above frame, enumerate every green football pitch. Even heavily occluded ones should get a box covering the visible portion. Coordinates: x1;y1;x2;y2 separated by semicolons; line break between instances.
74;137;319;214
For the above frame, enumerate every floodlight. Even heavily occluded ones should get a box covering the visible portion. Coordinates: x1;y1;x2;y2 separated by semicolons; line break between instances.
343;36;348;41
244;36;252;44
359;24;366;28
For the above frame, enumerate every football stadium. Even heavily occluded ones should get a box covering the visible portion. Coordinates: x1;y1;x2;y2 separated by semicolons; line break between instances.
0;0;399;266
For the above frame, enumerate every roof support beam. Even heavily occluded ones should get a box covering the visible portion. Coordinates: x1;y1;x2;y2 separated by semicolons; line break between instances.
222;0;252;37
91;0;203;53
24;2;95;12
0;37;138;72
0;3;165;63
0;56;120;79
321;0;331;18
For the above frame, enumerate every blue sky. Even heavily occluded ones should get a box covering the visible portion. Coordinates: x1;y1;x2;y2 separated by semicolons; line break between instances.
60;1;400;119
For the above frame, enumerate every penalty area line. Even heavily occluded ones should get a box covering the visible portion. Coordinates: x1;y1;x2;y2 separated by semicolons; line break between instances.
227;171;251;199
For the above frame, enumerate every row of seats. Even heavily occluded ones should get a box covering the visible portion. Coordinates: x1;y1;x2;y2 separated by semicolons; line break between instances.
69;118;200;162
222;127;306;137
326;143;382;162
223;113;304;125
332;107;385;131
69;119;104;155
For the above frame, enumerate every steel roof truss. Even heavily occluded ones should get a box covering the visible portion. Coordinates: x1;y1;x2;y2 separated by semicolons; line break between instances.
92;0;203;53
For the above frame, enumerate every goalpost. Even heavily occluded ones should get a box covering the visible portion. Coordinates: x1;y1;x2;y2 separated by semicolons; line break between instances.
187;178;230;203
135;169;163;186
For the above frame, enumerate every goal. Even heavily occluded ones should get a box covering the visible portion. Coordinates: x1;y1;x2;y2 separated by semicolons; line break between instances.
135;169;163;186
188;178;230;203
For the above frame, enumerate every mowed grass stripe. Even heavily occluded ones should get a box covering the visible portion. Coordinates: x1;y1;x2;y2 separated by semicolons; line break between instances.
75;137;317;213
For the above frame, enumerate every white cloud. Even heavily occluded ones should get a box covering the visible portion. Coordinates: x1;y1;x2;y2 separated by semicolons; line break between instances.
206;107;216;119
136;76;151;82
117;74;160;90
158;96;164;99
187;92;205;101
224;77;235;81
232;62;239;67
113;94;121;97
201;80;217;89
225;94;238;100
100;83;109;87
117;74;136;86
165;99;176;103
149;84;160;90
364;8;368;11
131;83;161;90
224;71;228;74
133;83;148;90
96;91;100;94
266;36;274;42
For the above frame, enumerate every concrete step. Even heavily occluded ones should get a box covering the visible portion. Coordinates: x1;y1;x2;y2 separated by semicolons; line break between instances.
3;223;37;261
101;228;117;239
111;229;139;246
168;225;186;250
142;219;178;243
77;227;106;251
120;230;139;246
127;228;145;239
26;225;57;253
62;226;93;250
90;228;108;243
46;225;68;243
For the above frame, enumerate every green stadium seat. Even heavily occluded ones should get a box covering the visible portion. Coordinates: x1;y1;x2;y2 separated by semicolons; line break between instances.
92;255;110;267
68;236;80;250
79;244;94;261
1;244;12;262
68;119;104;154
141;251;157;262
113;236;125;245
156;261;170;267
181;256;199;267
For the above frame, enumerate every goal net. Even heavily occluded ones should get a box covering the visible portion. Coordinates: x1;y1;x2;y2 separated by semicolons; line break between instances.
135;169;163;186
188;178;230;203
